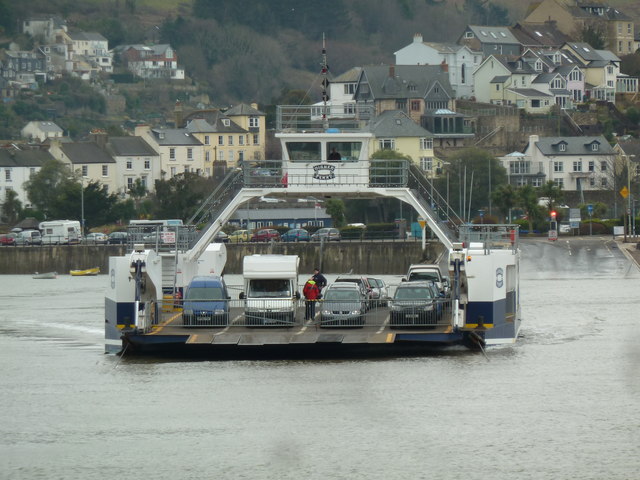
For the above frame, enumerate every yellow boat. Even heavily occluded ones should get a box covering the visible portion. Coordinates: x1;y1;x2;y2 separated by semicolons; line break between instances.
70;267;100;276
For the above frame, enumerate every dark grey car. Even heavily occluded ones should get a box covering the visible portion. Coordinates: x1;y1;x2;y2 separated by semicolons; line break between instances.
319;284;366;327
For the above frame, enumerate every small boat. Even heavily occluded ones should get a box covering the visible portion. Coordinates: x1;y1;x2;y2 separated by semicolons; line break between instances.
33;271;58;279
70;267;100;276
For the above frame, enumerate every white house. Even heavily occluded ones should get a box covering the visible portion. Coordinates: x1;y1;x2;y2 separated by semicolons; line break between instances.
67;32;113;74
105;135;161;197
310;66;361;120
21;121;64;143
394;34;481;99
135;125;205;178
0;146;54;214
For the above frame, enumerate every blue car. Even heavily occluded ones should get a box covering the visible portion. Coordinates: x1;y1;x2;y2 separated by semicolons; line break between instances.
280;228;310;242
182;276;230;327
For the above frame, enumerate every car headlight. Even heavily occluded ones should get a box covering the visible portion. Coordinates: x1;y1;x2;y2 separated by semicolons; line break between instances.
321;309;331;315
350;309;360;315
390;303;401;311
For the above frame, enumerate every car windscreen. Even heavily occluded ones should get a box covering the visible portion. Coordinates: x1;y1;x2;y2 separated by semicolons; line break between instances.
186;286;225;300
408;272;440;282
248;279;291;297
325;290;360;301
394;287;433;300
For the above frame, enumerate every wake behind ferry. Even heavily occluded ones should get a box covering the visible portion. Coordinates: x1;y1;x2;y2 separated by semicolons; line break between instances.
104;104;521;357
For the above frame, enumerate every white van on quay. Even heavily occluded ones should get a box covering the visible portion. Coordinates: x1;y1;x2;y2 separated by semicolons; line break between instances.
40;220;81;245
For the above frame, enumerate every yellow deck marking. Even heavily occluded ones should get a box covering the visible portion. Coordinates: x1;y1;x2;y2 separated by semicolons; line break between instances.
149;312;181;335
386;333;395;343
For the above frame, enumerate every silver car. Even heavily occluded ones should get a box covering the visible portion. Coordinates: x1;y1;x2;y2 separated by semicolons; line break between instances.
319;283;366;327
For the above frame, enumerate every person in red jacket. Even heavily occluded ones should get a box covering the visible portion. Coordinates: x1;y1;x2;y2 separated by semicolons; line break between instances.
302;278;321;321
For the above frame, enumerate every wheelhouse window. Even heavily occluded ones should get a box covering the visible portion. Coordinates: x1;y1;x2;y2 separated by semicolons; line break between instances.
327;142;362;162
285;142;321;161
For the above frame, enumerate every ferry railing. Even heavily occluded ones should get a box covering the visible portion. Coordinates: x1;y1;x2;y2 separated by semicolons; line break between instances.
277;104;375;132
156;297;455;330
458;224;519;253
126;225;197;253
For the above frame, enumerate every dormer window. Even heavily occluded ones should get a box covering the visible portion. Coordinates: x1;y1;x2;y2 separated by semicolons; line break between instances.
222;119;230;127
591;143;599;152
535;60;542;71
559;143;566;152
465;31;474;39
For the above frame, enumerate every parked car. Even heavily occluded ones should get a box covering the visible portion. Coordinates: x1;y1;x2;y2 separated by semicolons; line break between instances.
213;231;229;243
250;228;281;242
107;231;128;245
367;277;389;306
84;232;108;244
0;233;17;246
281;228;310;242
14;230;42;246
319;283;366;327
182;275;230;327
311;227;341;242
333;276;374;309
389;281;439;327
228;229;250;243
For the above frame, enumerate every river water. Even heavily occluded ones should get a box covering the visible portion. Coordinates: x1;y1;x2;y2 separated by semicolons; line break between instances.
1;237;638;480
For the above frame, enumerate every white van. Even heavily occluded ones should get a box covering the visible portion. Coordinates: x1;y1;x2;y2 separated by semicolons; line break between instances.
40;220;81;245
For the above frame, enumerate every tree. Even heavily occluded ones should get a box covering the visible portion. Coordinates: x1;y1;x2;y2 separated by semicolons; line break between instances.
128;178;148;215
24;159;75;218
491;184;517;223
1;189;22;224
325;199;346;228
579;23;605;50
517;184;541;233
538;181;564;213
151;173;212;220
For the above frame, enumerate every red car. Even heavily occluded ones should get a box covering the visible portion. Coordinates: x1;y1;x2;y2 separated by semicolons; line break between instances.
250;228;281;242
0;233;17;246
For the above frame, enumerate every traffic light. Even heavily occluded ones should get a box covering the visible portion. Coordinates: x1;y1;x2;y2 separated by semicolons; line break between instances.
550;210;557;219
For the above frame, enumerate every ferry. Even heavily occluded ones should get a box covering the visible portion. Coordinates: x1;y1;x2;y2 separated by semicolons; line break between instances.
104;104;521;357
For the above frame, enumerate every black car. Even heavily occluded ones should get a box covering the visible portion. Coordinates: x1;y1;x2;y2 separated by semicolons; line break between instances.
107;231;128;245
389;281;439;328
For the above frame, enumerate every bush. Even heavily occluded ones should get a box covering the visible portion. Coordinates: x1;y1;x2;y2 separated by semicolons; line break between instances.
579;220;609;234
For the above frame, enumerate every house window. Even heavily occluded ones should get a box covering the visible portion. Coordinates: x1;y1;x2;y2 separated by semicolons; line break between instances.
239;135;245;146
5;169;11;181
344;83;356;95
184;166;189;173
588;161;594;172
102;165;108;176
573;161;582;172
218;151;225;161
249;117;259;128
465;31;473;39
343;104;355;114
238;151;245;162
396;100;406;110
141;176;147;188
126;159;132;169
496;84;500;91
553;161;563;172
253;134;259;145
559;143;566;152
82;165;88;176
205;151;210;162
535;60;542;71
229;151;234;162
170;167;176;176
420;157;433;171
532;178;543;187
378;139;395;150
169;148;175;159
553;178;564;187
204;135;210;145
144;160;150;169
601;177;607;187
218;136;224;146
222;119;230;127
532;99;541;108
592;143;599;152
589;177;595;187
187;148;193;160
127;177;133;189
552;78;563;89
420;138;433;150
600;161;607;171
228;135;233;146
607;66;613;75
411;100;421;111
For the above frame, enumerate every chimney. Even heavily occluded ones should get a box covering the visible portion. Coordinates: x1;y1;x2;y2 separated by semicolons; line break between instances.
89;129;107;150
251;102;258;110
413;33;423;44
134;124;151;137
389;65;395;78
440;59;448;72
529;135;539;151
174;100;184;128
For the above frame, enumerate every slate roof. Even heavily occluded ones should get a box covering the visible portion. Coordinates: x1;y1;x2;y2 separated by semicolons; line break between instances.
508;88;553;97
466;25;520;44
532;136;614;156
149;128;203;146
565;43;605;62
0;147;54;167
68;31;108;42
367;110;432;137
226;103;265;116
106;137;158;157
24;121;63;133
60;142;115;164
510;23;570;47
490;75;510;83
184;111;246;134
357;64;454;100
333;67;362;83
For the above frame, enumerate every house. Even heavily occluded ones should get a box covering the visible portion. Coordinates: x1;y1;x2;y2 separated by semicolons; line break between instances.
134;125;205;178
458;25;522;57
510;22;571;50
522;134;616;191
48;139;117;194
353;64;455;124
118;44;185;80
67;31;113;74
104;133;161;197
0;49;49;85
367;110;439;175
21;121;64;143
22;16;67;43
225;103;267;162
561;42;621;102
498;150;546;188
524;0;636;57
0;145;54;213
310;66;361;120
394;34;481;99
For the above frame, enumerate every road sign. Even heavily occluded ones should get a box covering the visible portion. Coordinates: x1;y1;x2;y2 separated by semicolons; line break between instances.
587;204;593;215
548;229;558;241
620;186;629;199
417;217;426;229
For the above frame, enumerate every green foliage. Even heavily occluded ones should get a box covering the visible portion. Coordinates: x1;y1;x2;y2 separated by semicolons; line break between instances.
1;190;22;224
325;199;346;228
362;223;398;239
151;173;212;220
580;24;605;49
625;107;640;125
578;202;607;218
340;226;365;240
24;159;75;217
491;184;518;223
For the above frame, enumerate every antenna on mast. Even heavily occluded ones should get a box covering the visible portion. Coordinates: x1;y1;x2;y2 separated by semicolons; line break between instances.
321;33;329;129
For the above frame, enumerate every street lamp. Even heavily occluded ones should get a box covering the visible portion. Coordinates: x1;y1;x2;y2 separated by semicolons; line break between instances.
76;169;85;233
627;154;636;238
